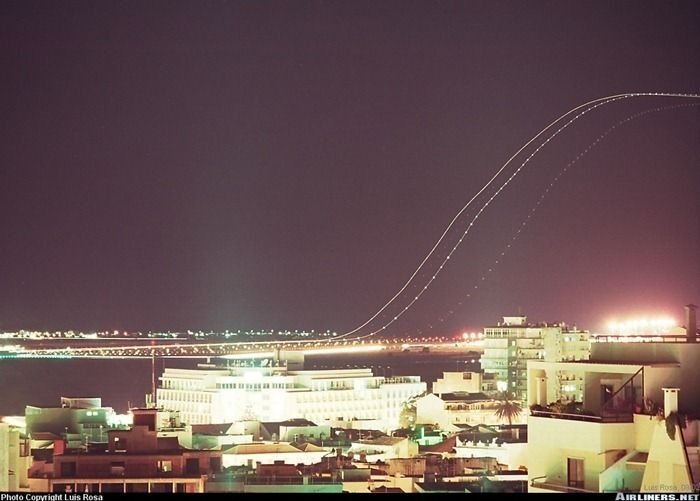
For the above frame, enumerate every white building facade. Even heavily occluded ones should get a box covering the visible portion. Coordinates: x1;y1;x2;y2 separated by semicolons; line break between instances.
432;372;482;396
157;366;426;433
527;354;700;492
415;393;524;430
481;316;590;401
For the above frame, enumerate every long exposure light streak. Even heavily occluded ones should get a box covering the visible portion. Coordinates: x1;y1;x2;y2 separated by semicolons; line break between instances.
334;92;700;341
408;101;700;335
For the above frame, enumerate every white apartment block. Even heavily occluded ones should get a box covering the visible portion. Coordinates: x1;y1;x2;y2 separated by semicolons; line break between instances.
481;316;590;401
157;365;426;433
527;339;700;493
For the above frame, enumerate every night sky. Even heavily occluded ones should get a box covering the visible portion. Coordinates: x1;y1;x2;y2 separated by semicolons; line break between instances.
1;1;699;336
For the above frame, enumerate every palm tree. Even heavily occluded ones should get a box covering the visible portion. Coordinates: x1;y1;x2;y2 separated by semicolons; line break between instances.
494;392;523;427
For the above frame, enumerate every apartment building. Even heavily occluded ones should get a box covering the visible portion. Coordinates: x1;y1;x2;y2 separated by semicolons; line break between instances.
526;312;700;493
481;316;590;401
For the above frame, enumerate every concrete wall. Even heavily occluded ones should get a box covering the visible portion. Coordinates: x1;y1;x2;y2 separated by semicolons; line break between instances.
599;450;644;492
527;416;636;492
591;343;700;411
433;373;482;395
415;394;447;429
634;413;657;452
279;424;331;443
25;406;112;438
222;451;328;468
454;442;527;470
243;482;343;493
0;423;10;492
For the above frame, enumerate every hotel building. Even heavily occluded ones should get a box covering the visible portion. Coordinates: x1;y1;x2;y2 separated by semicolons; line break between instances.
156;365;426;433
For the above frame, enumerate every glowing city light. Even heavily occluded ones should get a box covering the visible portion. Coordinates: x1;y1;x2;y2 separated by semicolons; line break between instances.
606;316;677;335
302;345;385;356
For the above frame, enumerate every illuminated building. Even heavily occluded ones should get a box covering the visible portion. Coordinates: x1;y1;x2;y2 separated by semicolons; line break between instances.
28;408;222;493
0;422;30;492
453;432;528;471
415;392;522;430
528;385;699;493
157;365;426;433
527;306;700;492
432;371;483;395
480;316;590;401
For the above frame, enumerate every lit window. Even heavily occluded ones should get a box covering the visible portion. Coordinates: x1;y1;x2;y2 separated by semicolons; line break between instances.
157;460;173;473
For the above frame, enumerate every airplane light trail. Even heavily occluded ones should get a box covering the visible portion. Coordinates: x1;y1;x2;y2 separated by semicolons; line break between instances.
333;93;700;341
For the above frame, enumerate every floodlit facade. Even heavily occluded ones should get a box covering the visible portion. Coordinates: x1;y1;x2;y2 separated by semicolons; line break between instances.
527;336;700;493
416;393;522;430
453;435;528;471
157;365;426;433
481;316;590;401
432;371;483;395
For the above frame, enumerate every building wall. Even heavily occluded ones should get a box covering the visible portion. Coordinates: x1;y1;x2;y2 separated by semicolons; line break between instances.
52;449;219;479
591;343;700;411
386;457;425;476
158;368;425;432
634;414;656;452
278;424;331;443
527;416;636;492
599;450;644;493
222;451;327;468
482;318;589;402
44;477;204;493
415;394;447;428
25;406;114;440
641;418;694;493
416;394;519;429
454;442;528;470
243;483;343;494
527;361;647;413
433;372;482;395
0;423;11;492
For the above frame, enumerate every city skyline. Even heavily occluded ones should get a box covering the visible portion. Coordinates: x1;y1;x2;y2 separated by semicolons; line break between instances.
2;1;699;336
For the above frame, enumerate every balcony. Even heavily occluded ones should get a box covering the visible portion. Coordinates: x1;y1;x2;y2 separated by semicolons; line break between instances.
529;403;633;423
530;366;644;424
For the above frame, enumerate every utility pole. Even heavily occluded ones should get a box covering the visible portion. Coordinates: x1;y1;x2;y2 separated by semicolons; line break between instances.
151;350;156;407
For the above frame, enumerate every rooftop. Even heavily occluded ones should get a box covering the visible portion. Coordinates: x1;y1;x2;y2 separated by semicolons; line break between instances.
439;392;492;402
